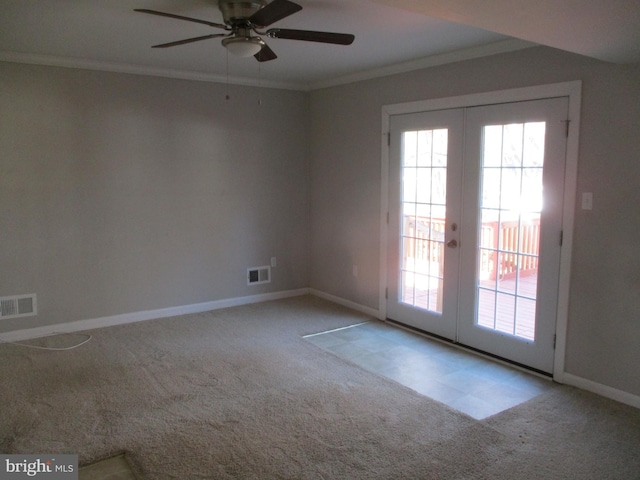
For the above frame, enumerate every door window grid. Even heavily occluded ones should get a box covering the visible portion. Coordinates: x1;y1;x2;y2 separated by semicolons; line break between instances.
400;129;448;313
476;122;546;340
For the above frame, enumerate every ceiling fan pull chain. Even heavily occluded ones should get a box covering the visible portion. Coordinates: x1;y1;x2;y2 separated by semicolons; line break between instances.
225;49;230;101
258;62;263;106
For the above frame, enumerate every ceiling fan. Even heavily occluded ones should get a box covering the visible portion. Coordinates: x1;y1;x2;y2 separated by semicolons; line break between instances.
135;0;355;62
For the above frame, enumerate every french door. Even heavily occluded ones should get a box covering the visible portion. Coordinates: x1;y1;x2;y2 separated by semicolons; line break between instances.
387;97;568;373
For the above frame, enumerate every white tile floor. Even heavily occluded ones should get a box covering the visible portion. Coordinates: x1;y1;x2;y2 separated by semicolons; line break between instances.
305;320;555;419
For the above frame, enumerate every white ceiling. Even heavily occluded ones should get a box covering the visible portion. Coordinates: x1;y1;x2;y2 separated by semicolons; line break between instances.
1;0;638;90
373;0;640;64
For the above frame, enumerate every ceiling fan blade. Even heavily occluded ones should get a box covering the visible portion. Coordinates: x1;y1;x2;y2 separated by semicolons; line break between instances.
134;9;228;30
255;43;278;62
151;34;227;49
249;0;302;27
266;28;355;45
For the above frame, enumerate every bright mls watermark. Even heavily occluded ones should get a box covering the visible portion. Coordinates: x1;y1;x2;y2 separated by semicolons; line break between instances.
1;455;77;479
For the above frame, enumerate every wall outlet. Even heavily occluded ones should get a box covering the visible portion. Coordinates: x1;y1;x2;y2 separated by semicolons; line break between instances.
352;265;358;277
270;257;277;268
582;192;593;210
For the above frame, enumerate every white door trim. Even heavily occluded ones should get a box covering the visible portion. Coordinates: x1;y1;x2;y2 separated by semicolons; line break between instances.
380;81;582;381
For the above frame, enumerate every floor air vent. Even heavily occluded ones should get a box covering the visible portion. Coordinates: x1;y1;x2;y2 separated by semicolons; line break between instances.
247;266;271;286
0;294;37;320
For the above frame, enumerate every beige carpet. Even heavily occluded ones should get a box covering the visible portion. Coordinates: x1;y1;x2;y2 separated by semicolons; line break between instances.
1;296;639;479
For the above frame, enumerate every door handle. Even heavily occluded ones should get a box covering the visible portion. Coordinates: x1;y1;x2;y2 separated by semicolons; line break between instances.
447;239;458;248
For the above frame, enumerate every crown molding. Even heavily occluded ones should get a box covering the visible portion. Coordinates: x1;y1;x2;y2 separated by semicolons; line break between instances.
0;51;306;91
1;39;536;92
309;38;537;90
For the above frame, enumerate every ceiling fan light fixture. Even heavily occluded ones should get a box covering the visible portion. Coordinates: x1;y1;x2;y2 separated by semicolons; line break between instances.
222;36;265;57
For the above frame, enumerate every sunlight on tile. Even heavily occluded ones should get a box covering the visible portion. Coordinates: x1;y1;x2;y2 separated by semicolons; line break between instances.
305;321;555;420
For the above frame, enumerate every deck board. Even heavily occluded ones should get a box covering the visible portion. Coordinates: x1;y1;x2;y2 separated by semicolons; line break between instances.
402;272;538;340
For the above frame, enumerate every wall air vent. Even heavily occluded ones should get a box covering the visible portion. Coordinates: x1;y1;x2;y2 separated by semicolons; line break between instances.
247;266;271;286
0;294;37;320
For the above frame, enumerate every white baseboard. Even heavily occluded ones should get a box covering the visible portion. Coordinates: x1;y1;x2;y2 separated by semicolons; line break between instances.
309;289;383;320
0;288;310;343
4;287;638;410
562;372;640;409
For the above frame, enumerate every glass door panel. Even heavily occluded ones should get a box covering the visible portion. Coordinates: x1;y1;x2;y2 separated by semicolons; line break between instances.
400;128;448;313
387;109;463;340
476;121;545;341
458;98;568;374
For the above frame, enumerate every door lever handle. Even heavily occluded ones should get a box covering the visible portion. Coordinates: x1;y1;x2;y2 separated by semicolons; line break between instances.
446;239;458;248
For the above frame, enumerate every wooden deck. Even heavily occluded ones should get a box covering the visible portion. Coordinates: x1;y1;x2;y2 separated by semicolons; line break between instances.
402;272;538;340
478;272;537;340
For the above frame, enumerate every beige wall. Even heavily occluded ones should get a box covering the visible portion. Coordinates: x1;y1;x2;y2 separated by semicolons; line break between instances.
309;46;640;397
0;63;310;332
2;46;639;399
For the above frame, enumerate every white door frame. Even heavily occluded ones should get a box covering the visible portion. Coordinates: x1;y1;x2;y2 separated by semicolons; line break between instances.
380;81;581;382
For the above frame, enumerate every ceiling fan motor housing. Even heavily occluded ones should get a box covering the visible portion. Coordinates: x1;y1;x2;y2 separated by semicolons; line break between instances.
218;0;268;25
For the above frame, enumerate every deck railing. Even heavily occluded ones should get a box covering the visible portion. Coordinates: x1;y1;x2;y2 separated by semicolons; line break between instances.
404;216;540;281
403;217;446;266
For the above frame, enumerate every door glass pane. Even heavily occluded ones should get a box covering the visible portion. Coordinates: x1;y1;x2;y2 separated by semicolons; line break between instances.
400;129;448;313
476;122;545;340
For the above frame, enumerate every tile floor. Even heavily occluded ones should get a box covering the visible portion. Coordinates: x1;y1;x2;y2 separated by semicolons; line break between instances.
79;454;138;480
305;320;555;419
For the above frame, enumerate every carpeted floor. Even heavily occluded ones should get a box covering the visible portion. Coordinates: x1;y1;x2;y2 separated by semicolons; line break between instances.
1;295;639;479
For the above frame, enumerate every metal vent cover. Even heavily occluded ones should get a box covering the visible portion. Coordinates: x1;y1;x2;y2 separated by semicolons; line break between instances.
247;266;271;285
0;294;37;320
